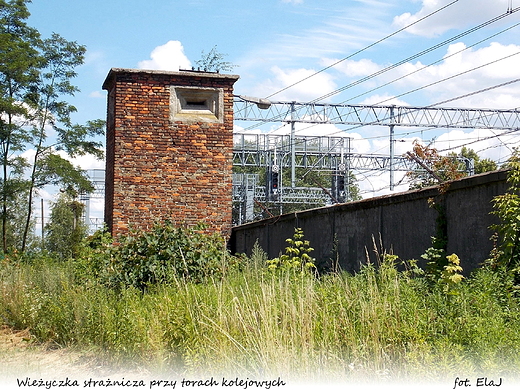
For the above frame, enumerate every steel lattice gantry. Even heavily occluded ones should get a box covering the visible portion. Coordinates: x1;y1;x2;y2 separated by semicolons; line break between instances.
81;99;520;229
234;98;520;129
79;169;105;231
233;97;519;188
233;132;350;169
232;132;464;173
231;97;520;224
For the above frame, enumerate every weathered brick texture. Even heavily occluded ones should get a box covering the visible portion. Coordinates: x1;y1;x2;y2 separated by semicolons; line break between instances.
102;68;239;238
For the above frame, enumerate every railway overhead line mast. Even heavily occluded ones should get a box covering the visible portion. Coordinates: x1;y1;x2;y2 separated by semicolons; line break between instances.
232;96;520;224
81;97;520;228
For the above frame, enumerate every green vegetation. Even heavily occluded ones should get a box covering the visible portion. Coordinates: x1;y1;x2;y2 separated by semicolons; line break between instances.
44;191;88;260
490;152;520;270
0;0;104;254
266;227;316;273
104;221;237;290
0;221;519;382
2;155;520;382
194;45;237;73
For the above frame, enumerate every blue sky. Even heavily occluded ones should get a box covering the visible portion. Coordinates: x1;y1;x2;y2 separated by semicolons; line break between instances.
24;0;520;204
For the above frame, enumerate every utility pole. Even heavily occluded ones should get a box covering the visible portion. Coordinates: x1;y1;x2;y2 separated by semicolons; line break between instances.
389;105;396;191
290;101;296;188
41;198;44;248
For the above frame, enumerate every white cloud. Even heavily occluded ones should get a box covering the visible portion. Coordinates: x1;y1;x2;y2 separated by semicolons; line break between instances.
89;91;105;99
281;0;303;4
322;58;382;78
86;197;104;214
269;121;348;138
21;149;105;172
67;152;106;171
349;132;373;154
340;41;520;109
138;40;191;71
393;0;517;37
83;50;111;77
381;42;520;108
254;66;337;101
360;93;411;106
234;1;392;99
434;128;520;163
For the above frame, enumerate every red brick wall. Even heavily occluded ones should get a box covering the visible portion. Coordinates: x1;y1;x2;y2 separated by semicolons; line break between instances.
102;68;239;238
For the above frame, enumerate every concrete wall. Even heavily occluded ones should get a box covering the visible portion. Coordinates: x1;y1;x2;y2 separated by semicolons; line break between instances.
230;170;509;274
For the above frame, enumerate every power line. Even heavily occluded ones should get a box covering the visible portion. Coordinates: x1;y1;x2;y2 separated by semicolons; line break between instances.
359;98;520;147
264;0;460;100
241;7;520;131
340;21;520;105
428;78;520;108
371;50;520;107
289;78;520;181
310;7;520;104
234;7;520;197
435;127;520;153
273;78;520;143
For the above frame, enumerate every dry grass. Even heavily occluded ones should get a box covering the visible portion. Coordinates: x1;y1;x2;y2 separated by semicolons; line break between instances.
1;254;520;386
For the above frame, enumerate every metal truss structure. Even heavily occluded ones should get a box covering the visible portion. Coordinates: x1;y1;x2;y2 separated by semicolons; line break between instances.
79;169;105;232
231;97;520;224
234;98;520;130
233;131;474;173
80;99;520;229
233;173;332;224
233;132;350;169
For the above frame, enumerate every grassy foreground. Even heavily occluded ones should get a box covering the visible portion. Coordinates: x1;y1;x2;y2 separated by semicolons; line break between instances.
0;248;519;384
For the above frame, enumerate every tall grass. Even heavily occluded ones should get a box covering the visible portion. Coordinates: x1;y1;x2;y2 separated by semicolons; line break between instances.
0;253;519;383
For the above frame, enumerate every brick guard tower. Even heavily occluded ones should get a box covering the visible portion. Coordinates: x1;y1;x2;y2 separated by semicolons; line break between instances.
102;68;239;237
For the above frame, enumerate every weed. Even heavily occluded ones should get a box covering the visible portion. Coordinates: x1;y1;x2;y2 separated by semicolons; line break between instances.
266;227;316;274
440;254;464;295
1;225;520;381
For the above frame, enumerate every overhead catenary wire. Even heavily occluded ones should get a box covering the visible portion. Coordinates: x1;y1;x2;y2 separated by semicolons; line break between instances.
435;127;520;154
358;101;520;147
310;6;520;104
264;0;460;100
340;20;520;105
237;0;460;119
364;50;520;107
426;78;520;108
237;74;520;188
287;74;520;141
241;6;520;131
295;78;520;180
236;5;520;198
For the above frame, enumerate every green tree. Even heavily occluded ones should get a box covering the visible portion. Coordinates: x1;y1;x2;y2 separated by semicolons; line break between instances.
451;146;497;175
0;0;104;253
0;0;40;252
45;190;88;259
194;46;237;73
21;32;104;252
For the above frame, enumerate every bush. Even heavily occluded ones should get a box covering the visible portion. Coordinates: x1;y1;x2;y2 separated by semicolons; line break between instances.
105;221;237;290
45;193;89;260
71;227;114;284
